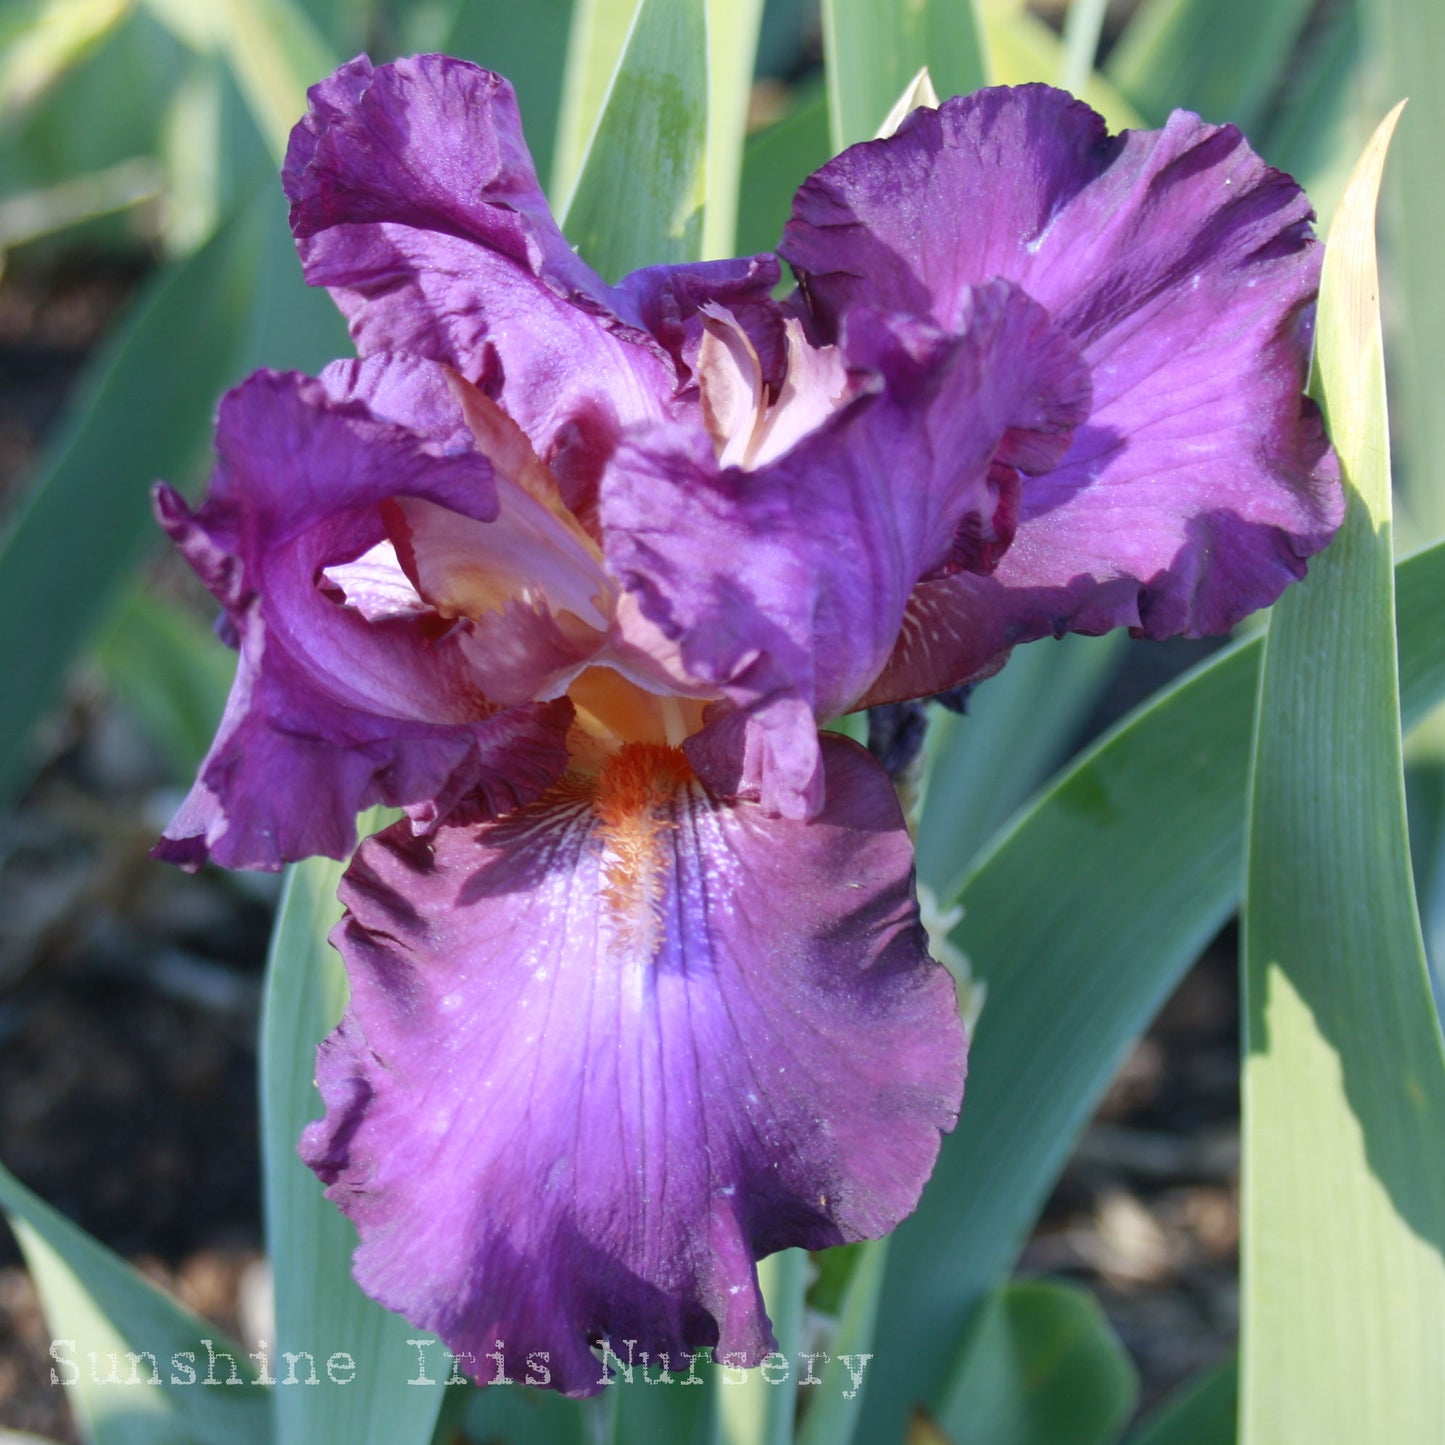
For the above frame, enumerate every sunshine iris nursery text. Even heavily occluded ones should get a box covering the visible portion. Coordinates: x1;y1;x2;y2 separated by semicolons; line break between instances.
46;1337;873;1397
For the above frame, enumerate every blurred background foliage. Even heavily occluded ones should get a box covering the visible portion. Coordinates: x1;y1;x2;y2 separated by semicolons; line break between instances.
1;2;1442;1444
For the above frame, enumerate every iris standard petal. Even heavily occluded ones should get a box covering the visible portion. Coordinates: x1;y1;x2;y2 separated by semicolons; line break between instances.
153;360;571;870
301;735;965;1395
783;84;1341;691
604;283;1089;816
284;54;782;498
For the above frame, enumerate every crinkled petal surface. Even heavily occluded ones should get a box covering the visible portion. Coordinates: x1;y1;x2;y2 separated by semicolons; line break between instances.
284;53;781;502
154;357;570;870
783;85;1342;691
604;282;1088;815
301;737;964;1395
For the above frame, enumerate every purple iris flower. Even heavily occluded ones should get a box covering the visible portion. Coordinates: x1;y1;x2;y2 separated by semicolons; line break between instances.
153;55;1339;1396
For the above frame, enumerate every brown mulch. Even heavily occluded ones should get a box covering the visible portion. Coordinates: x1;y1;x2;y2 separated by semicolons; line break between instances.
0;259;146;516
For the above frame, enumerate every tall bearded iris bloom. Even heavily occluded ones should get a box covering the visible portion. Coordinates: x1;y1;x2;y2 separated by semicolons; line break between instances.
153;55;1341;1396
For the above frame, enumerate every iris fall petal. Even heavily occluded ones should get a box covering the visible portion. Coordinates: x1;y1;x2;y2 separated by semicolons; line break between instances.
301;736;965;1394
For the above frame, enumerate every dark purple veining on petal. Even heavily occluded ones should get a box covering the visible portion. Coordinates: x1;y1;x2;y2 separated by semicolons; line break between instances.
301;736;964;1395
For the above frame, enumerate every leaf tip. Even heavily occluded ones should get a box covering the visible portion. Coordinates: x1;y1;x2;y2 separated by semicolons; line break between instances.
876;66;940;139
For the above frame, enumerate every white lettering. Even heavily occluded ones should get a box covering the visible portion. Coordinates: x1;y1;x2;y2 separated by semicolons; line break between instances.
202;1339;243;1386
720;1352;749;1386
596;1338;637;1386
48;1339;78;1387
760;1352;790;1385
838;1352;873;1400
279;1351;318;1386
406;1339;436;1386
123;1351;160;1386
798;1350;827;1386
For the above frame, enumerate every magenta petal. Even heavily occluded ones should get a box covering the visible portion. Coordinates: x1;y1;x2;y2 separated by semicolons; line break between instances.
285;56;609;346
618;256;787;386
284;54;783;478
783;85;1341;685
285;55;669;462
781;86;1112;330
154;360;571;870
603;283;1088;815
301;736;964;1395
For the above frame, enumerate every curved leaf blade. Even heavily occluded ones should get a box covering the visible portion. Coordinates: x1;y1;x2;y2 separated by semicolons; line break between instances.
735;78;828;260
559;0;708;276
0;0;133;125
822;0;985;152
212;0;334;163
1240;106;1445;1443
935;1279;1138;1445
94;591;235;782
1105;0;1313;131
916;634;1119;904
0;1160;270;1445
552;0;638;208
0;181;347;809
1370;0;1445;547
261;845;446;1445
978;2;1142;131
701;0;762;259
1126;1355;1236;1445
0;196;261;808
795;1239;890;1445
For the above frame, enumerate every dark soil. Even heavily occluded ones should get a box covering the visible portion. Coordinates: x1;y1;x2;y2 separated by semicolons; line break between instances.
1026;936;1241;1411
0;259;148;514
